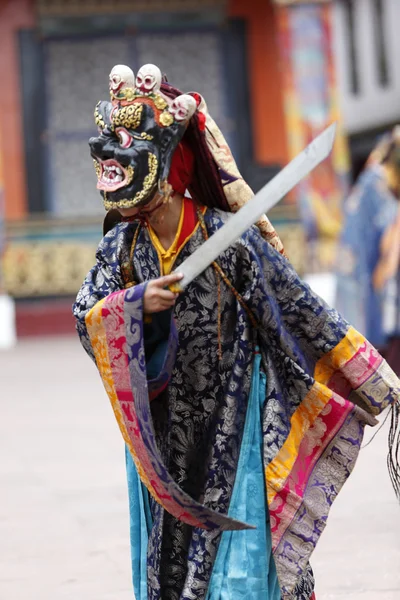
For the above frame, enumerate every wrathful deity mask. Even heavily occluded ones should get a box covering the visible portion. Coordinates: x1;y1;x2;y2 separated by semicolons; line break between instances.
89;63;197;210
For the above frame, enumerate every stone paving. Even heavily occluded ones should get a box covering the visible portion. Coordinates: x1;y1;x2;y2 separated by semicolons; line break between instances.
1;336;399;600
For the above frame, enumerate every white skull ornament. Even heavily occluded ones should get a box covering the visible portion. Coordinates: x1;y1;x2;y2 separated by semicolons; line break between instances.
169;94;197;123
109;65;135;98
136;64;162;96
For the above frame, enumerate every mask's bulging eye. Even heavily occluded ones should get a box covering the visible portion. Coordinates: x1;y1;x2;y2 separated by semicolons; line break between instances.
116;127;133;148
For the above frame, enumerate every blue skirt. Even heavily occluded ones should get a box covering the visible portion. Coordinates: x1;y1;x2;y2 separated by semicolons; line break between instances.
125;351;280;600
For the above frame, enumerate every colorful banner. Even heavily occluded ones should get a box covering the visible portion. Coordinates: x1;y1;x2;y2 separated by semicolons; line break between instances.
277;4;350;269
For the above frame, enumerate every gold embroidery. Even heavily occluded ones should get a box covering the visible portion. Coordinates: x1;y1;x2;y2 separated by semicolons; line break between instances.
93;159;101;179
141;132;153;140
153;94;168;110
94;102;105;129
110;87;136;102
131;153;158;205
125;165;135;185
112;103;143;129
159;111;174;127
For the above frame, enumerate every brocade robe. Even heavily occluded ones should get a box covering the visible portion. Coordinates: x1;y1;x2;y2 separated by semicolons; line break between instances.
73;206;400;600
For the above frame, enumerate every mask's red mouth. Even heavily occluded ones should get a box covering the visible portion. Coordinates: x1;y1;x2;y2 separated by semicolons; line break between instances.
93;158;133;192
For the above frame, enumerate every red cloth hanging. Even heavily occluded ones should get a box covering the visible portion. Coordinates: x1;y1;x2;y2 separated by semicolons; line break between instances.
167;140;195;195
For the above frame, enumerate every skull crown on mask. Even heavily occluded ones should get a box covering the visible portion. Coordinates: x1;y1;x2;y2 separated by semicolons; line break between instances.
109;65;135;102
135;64;162;96
90;64;197;211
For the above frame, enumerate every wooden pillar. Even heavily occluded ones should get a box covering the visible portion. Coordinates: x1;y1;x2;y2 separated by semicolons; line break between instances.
0;0;36;221
229;0;288;166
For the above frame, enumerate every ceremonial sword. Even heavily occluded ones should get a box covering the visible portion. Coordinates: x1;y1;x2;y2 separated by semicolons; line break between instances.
172;123;337;290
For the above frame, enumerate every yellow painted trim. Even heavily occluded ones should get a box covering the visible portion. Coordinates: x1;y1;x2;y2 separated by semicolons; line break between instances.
147;199;185;275
148;200;185;255
147;202;207;276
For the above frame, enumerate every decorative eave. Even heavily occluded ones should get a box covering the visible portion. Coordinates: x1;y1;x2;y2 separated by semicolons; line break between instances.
272;0;331;5
36;0;227;16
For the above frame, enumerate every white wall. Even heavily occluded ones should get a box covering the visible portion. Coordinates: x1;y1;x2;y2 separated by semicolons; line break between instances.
333;0;400;133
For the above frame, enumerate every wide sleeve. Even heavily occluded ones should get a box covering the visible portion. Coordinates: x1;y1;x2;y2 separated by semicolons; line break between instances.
73;229;125;362
232;227;400;598
235;226;400;417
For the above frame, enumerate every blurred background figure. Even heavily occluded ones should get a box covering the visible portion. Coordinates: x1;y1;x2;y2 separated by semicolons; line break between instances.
377;193;400;374
336;127;400;370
